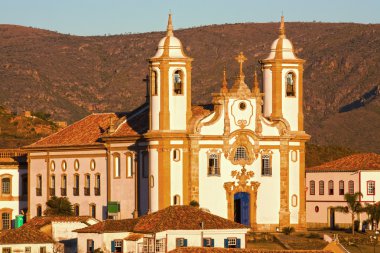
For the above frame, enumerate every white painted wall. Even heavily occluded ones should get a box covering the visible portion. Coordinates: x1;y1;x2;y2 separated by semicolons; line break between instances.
170;149;183;205
169;66;187;131
282;68;299;131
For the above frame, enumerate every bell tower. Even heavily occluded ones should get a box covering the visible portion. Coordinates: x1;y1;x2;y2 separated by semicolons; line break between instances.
148;14;193;132
260;16;305;131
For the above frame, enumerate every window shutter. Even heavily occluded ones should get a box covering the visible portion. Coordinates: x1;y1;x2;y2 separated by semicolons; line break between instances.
237;238;241;248
224;239;228;248
184;239;188;247
203;239;206;247
91;240;95;253
111;240;115;252
211;239;214;247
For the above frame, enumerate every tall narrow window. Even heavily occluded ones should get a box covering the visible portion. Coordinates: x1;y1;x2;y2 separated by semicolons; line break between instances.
61;175;67;196
348;180;354;194
151;70;158;95
310;180;315;195
208;153;220;176
173;149;181;162
173;70;184;95
36;175;42;196
50;175;56;197
113;240;123;253
261;154;272;176
84;174;90;196
36;205;42;217
90;204;96;218
1;178;10;194
285;72;296;96
73;174;79;196
126;154;133;178
74;204;80;216
234;146;248;161
87;239;94;253
40;247;46;253
328;180;334;195
339;181;344;195
367;181;375;195
22;175;28;196
1;213;10;230
114;154;120;178
173;195;180;205
95;174;100;196
319;181;324;195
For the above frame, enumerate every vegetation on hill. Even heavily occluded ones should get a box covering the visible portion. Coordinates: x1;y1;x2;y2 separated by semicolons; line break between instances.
0;22;378;157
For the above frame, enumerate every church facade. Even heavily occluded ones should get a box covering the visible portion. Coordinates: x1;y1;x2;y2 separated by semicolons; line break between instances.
26;15;309;231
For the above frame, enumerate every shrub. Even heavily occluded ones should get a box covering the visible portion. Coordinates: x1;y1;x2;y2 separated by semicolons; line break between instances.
282;226;295;235
307;232;322;239
189;200;199;207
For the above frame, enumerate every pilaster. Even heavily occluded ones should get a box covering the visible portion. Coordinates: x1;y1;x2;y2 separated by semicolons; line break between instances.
279;140;290;227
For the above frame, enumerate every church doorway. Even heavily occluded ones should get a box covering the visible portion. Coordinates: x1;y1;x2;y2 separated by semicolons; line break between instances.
234;192;250;226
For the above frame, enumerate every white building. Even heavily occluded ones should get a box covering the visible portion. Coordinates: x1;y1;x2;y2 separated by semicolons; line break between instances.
26;15;309;231
75;205;249;253
0;149;27;229
306;153;380;229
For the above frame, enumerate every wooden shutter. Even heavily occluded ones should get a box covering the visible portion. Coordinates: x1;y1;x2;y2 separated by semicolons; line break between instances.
224;239;228;248
183;239;188;247
211;239;214;247
111;240;115;252
236;238;241;248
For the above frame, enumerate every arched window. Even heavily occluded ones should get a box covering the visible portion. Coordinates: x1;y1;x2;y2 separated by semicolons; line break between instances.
1;212;10;230
61;175;67;196
89;204;96;218
328;180;334;195
285;72;296;97
126;153;133;178
36;175;42;196
319;181;324;195
173;70;184;95
50;175;56;197
73;174;80;196
208;153;220;176
1;178;10;195
339;180;344;195
151;70;158;95
234;146;248;161
73;204;80;216
309;180;315;195
36;205;42;217
173;195;181;205
113;153;120;178
94;174;100;196
261;154;272;176
50;160;55;171
84;174;90;196
173;149;181;162
348;180;354;194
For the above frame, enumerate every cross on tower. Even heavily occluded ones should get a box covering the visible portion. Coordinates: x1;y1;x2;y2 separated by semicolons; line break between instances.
235;52;247;78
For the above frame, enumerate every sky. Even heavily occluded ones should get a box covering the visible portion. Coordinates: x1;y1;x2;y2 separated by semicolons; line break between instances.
0;0;379;36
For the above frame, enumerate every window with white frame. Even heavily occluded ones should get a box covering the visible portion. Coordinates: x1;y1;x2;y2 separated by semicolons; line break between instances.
368;181;375;195
261;154;272;176
114;240;122;253
348;180;354;194
1;178;10;194
208;153;220;176
204;238;214;247
25;247;31;253
126;154;133;178
234;146;248;161
228;238;237;248
142;238;154;253
319;181;324;195
156;239;165;252
176;238;187;248
114;154;120;178
1;213;10;230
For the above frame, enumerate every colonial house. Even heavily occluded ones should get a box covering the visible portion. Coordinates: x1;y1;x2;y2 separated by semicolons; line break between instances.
75;205;250;253
0;149;27;229
306;153;380;229
26;15;309;231
23;216;99;253
0;226;55;253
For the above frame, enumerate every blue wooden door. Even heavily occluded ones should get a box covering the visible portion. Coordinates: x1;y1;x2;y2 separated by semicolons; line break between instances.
234;192;250;226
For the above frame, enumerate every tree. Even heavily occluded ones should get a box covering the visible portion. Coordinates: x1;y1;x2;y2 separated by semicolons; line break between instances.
335;192;363;235
363;202;380;230
44;196;74;216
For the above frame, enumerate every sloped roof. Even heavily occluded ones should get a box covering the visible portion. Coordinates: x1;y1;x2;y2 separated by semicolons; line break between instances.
124;233;144;241
74;218;139;233
169;248;332;253
133;206;247;233
0;226;54;244
306;153;380;172
24;216;95;229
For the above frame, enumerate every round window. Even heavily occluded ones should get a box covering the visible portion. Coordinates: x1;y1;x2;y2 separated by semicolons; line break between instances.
74;159;80;171
50;161;55;171
239;102;246;110
90;159;96;171
61;160;67;171
315;206;319;213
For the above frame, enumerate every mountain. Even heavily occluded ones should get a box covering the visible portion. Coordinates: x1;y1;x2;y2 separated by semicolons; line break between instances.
0;22;379;154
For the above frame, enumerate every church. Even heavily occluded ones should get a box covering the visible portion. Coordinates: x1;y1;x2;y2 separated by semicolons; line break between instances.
25;15;310;231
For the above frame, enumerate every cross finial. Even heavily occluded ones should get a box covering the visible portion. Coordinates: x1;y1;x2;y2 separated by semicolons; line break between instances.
279;15;285;37
221;66;228;93
167;13;173;36
235;52;247;79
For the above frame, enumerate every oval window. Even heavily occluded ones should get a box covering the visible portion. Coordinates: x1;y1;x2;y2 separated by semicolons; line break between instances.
239;102;246;110
90;159;96;171
291;194;298;207
50;161;56;171
61;160;67;171
315;206;319;213
74;159;80;171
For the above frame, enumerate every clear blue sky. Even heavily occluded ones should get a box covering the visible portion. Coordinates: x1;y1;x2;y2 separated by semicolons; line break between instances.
1;0;379;36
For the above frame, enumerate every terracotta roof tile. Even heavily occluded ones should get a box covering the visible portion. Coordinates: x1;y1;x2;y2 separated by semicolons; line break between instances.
133;205;247;233
306;153;380;172
0;226;54;244
24;216;95;229
111;106;149;137
74;218;139;233
169;248;332;253
124;233;144;241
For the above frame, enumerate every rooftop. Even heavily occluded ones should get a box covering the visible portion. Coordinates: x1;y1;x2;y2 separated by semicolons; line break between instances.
24;216;96;229
0;226;54;245
306;153;380;172
169;248;332;253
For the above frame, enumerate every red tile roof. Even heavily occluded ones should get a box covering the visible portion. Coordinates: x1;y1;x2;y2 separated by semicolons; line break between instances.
169;248;332;253
306;153;380;172
24;216;95;229
76;206;246;234
124;233;144;241
0;226;54;244
74;218;139;233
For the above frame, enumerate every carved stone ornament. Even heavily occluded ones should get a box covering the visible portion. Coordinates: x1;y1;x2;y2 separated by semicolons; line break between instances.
226;134;258;166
